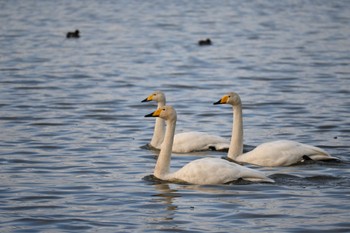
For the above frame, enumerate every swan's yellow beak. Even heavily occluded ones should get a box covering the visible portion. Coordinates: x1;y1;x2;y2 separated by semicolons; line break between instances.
145;108;162;117
141;94;153;102
213;95;229;105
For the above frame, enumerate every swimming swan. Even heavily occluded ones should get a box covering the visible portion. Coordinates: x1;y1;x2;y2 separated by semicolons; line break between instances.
142;91;229;153
145;105;274;184
214;92;338;167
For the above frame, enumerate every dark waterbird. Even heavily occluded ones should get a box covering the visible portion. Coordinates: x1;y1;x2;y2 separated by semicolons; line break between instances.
66;30;80;38
198;38;212;46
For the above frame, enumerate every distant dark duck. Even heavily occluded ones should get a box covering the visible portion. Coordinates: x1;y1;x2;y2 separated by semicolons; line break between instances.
198;38;212;46
66;30;80;38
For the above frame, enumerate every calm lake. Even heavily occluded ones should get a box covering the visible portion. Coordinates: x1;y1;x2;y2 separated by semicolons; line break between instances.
0;0;349;232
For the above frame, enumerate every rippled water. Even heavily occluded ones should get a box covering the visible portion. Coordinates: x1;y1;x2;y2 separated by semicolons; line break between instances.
1;1;350;232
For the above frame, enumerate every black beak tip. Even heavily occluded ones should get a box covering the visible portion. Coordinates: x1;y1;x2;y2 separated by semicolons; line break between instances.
141;98;148;103
213;100;221;105
144;112;154;117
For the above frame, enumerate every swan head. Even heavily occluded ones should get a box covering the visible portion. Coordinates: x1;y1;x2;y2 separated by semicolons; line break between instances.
213;92;241;106
141;91;166;104
145;105;177;121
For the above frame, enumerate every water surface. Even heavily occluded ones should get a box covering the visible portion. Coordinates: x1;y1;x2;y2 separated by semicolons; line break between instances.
1;1;350;232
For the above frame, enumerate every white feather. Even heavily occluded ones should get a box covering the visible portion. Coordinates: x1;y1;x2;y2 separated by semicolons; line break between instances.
216;92;338;167
142;91;229;153
145;105;274;185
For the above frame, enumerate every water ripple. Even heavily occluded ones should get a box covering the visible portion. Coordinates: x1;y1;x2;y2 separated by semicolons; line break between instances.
0;0;349;232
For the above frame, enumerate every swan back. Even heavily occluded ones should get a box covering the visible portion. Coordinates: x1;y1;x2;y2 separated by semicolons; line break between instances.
238;140;333;166
173;132;229;153
171;158;274;184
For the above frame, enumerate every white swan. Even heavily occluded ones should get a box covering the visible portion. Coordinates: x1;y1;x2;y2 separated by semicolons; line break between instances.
145;105;274;184
214;92;338;167
142;91;229;153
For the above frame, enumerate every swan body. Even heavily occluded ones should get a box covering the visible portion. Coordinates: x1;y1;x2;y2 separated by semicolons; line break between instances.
214;92;338;167
142;91;229;153
237;140;334;166
173;132;229;153
168;157;273;184
145;106;274;185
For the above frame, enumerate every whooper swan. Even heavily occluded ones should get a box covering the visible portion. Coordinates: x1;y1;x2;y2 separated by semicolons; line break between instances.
144;105;274;184
214;92;338;167
142;91;229;153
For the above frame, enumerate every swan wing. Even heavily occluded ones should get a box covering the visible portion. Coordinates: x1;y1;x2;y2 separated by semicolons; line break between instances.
172;132;229;153
169;158;273;185
238;140;335;166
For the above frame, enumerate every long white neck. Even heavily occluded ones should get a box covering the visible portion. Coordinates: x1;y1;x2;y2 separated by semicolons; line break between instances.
227;104;243;160
154;118;175;179
150;101;166;148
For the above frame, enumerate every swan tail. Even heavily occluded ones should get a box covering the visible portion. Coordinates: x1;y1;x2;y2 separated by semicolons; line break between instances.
245;176;275;183
302;144;339;161
308;154;340;161
208;143;230;151
240;168;275;183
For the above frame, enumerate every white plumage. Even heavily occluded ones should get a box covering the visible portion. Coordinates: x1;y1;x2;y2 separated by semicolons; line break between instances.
142;91;229;153
214;92;338;167
145;105;274;185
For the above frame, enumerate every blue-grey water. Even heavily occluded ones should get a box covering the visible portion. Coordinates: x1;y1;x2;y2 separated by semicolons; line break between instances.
1;1;350;232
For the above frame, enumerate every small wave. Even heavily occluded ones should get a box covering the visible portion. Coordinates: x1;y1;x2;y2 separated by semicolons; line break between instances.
270;173;349;187
143;174;171;185
0;68;22;71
